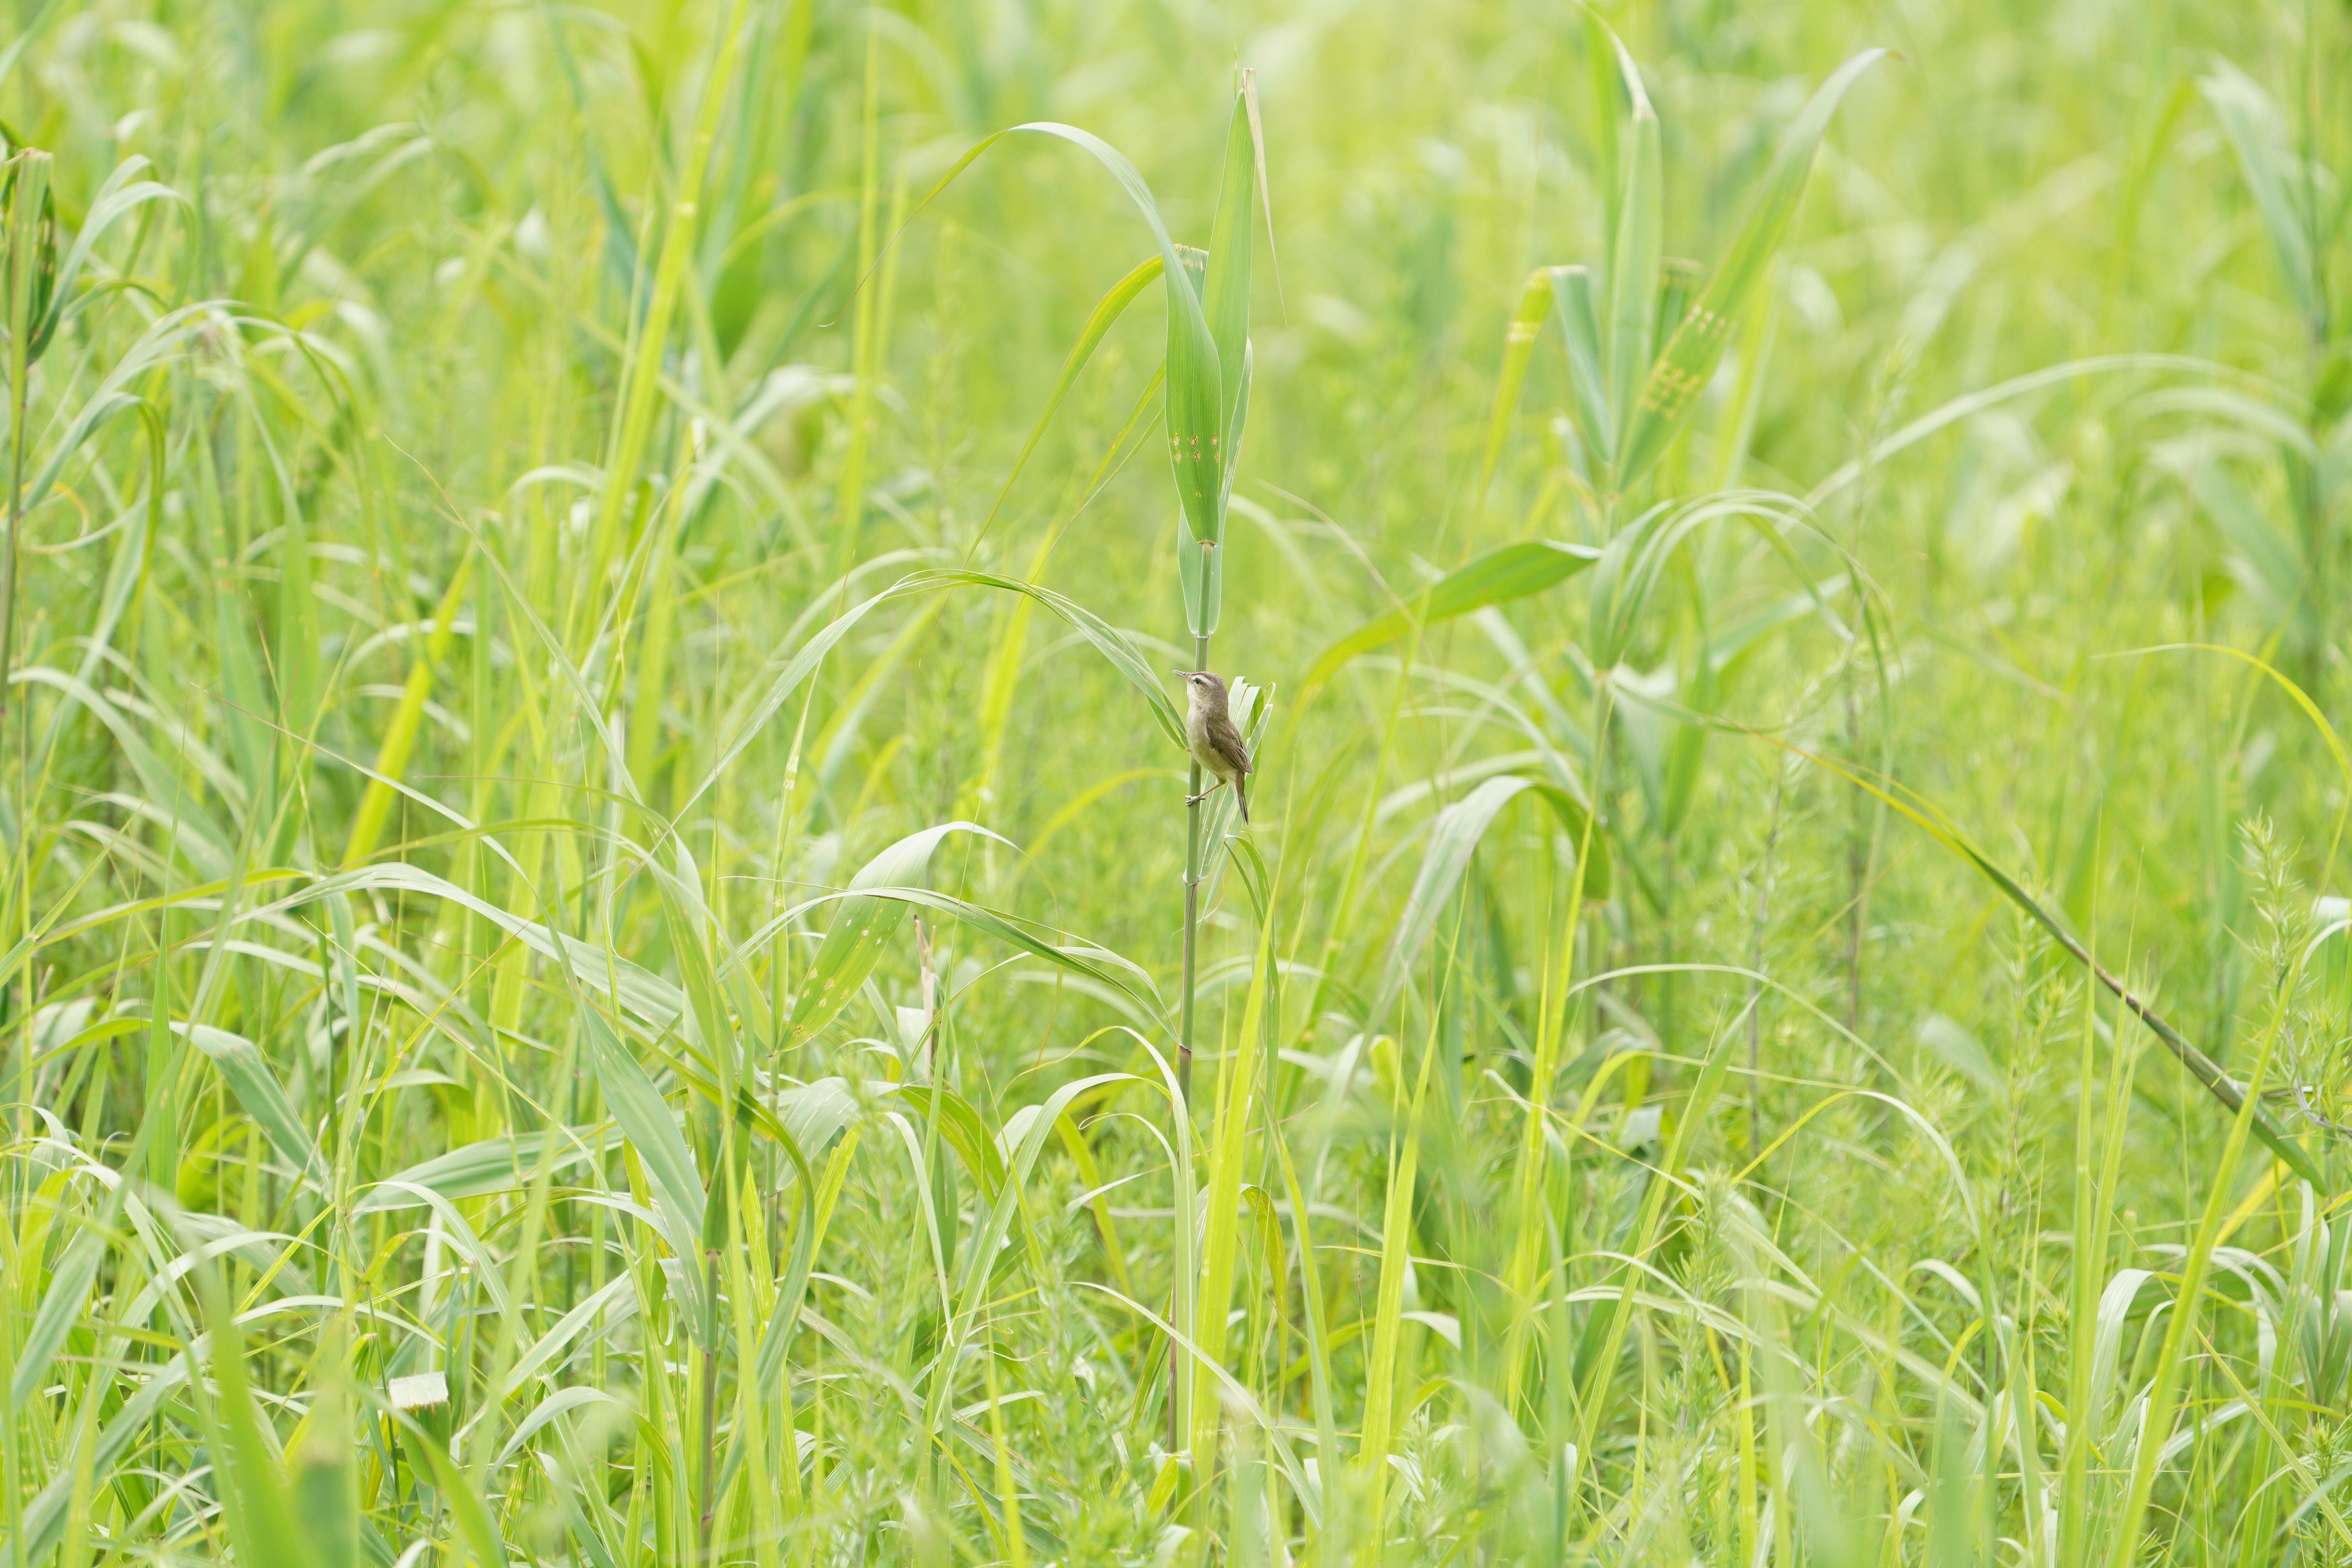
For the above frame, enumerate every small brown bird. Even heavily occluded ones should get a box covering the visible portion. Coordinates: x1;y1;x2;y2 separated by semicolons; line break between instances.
1174;670;1253;823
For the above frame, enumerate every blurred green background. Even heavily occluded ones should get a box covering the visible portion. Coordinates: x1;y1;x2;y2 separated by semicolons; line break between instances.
3;0;2350;1563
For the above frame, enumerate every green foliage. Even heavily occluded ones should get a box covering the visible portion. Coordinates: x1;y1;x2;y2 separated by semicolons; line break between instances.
3;4;2352;1567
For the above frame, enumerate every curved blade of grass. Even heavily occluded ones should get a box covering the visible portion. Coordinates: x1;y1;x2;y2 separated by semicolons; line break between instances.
1074;1280;1321;1528
913;570;1186;746
945;1071;1131;1323
2109;642;2349;784
2200;58;2321;332
580;1004;709;1295
1298;539;1603;707
732;883;1167;1029
355;1128;606;1212
174;1022;325;1188
195;1271;310;1568
1743;724;2323;1186
1801;352;2282;506
881;120;1219;539
890;1084;1007;1199
649;839;739;1112
11;1224;106;1408
265;863;688;1031
968;252;1164;559
687;569;1184;828
1373;775;1606;1025
787;822;1006;1044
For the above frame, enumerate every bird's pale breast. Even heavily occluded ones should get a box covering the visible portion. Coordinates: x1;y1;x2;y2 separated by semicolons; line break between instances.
1187;707;1239;779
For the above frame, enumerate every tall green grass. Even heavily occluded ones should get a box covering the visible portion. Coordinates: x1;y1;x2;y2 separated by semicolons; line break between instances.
1;1;2349;1564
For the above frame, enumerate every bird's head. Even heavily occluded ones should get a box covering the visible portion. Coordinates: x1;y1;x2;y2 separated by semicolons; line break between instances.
1172;670;1228;706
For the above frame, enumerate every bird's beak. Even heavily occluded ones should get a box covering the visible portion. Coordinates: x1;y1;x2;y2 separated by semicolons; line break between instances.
1170;669;1194;678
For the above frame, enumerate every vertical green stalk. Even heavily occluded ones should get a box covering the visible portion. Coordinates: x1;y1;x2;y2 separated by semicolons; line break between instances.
2103;970;2294;1568
0;149;49;1182
831;21;884;599
1166;76;1260;1466
2058;960;2109;1568
0;148;49;725
585;0;750;636
1501;682;1610;1394
1178;625;1208;1108
1172;625;1206;1456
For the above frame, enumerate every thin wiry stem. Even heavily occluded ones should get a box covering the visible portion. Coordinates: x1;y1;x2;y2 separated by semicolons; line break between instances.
1173;628;1206;1457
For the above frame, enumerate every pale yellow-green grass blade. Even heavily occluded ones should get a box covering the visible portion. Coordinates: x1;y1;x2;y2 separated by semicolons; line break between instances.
342;547;473;866
1802;352;2289;506
188;1266;312;1568
579;1001;711;1320
1267;1108;1340;1550
350;1128;611;1213
1188;914;1274;1461
172;1021;325;1188
737;883;1168;1031
591;0;752;559
1469;267;1564;518
1354;1013;1438;1549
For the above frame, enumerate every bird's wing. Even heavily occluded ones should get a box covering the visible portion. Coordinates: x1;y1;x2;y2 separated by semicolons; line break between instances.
1206;715;1253;776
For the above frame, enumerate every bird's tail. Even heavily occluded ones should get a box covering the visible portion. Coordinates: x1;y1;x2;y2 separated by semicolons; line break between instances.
1236;775;1249;824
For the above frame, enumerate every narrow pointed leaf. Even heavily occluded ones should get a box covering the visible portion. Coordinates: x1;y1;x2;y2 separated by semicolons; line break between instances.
1167;243;1223;541
176;1023;324;1186
975;252;1164;550
1473;269;1566;515
1604;40;1661;449
356;1129;606;1212
1300;539;1604;701
2201;59;2320;330
1617;49;1887;489
12;1226;106;1407
582;1006;706;1254
1203;88;1256;443
1552;265;1614;463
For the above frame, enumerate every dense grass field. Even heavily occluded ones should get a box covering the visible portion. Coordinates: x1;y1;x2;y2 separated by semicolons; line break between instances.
1;0;2350;1562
